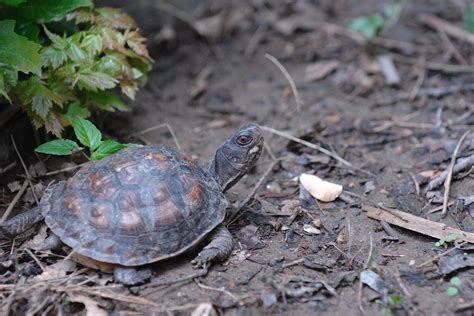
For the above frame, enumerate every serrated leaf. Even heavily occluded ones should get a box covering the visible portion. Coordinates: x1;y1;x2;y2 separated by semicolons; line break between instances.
1;0;93;23
41;46;68;68
63;102;90;125
124;30;152;61
450;277;461;287
44;112;64;137
349;14;385;39
0;20;42;75
86;91;129;111
35;139;79;155
0;73;12;102
95;7;137;29
91;140;126;160
73;118;102;150
81;34;103;56
66;9;95;24
43;26;68;49
120;80;138;100
75;69;118;91
66;41;87;63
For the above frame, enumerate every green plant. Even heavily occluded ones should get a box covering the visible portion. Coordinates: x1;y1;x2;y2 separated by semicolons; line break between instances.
349;1;404;39
465;8;474;34
447;276;461;296
435;233;457;248
35;118;136;160
0;0;152;137
380;293;404;316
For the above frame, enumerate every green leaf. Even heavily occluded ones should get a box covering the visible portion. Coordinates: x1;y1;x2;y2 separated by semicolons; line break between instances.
0;73;11;102
388;294;404;306
0;0;26;5
81;34;103;56
0;20;42;75
73;118;102;150
450;277;462;287
41;46;68;68
75;69;118;91
1;0;93;23
86;91;129;111
95;7;137;29
91;140;126;160
63;102;90;125
445;233;457;242
447;287;458;296
35;139;79;155
465;9;474;34
15;23;40;42
43;26;68;49
349;14;385;39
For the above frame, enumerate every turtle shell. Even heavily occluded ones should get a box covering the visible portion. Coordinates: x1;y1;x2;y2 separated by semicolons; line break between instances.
42;146;228;266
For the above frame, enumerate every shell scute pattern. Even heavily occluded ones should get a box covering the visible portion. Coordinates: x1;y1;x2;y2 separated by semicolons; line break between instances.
43;146;227;266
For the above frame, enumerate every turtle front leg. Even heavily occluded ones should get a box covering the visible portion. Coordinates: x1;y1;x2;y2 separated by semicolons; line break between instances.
114;266;152;285
192;225;234;268
0;207;43;239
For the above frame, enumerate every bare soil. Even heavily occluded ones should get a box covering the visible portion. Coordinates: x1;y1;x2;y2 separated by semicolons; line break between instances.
1;1;474;315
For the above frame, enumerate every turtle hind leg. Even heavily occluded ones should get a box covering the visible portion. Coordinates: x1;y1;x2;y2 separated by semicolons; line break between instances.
114;266;152;285
0;207;43;239
191;225;233;269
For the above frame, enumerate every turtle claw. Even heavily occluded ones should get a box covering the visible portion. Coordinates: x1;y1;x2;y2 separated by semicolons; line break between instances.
191;248;217;269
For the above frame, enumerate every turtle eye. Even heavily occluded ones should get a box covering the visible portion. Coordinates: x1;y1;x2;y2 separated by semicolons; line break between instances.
236;134;252;146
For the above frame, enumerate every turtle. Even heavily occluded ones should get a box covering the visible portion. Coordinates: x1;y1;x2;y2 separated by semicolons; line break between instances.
0;124;263;285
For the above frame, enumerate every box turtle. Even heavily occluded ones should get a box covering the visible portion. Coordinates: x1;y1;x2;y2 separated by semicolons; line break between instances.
0;124;263;285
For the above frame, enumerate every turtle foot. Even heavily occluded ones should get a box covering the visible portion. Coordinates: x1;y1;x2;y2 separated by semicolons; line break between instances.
114;267;152;285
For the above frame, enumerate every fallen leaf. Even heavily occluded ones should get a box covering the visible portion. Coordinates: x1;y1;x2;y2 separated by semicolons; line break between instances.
7;181;22;192
33;259;77;281
281;199;299;214
191;303;217;316
304;60;339;82
67;294;107;316
299;173;343;202
303;224;321;235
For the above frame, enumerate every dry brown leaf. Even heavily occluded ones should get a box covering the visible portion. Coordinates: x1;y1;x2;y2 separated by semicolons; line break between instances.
303;224;321;235
67;294;108;316
33;259;77;281
304;60;339;82
299;173;343;202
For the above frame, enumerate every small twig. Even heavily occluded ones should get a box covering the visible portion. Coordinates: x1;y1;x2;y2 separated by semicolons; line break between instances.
194;280;239;301
228;159;279;225
427;200;455;214
260;125;374;176
11;135;39;205
416;241;466;269
0;162;16;176
129;123;181;151
264;53;303;111
419;13;474;45
245;22;267;57
409;56;426;101
395;273;412;298
364;234;373;270
437;28;468;65
442;131;470;215
0;180;28;223
408;172;420;196
282;258;304;269
24;248;45;272
427;154;474;190
357;280;364;313
43;162;88;177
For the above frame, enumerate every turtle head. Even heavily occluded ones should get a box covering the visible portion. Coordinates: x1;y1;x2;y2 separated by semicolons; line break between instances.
209;124;264;192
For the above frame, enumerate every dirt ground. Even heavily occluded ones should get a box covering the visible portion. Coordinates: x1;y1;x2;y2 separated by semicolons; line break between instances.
1;0;474;315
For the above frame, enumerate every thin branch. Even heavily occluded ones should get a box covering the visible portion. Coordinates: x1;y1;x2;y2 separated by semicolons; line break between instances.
129;123;181;151
264;53;303;111
0;180;28;223
442;131;470;215
11;135;39;205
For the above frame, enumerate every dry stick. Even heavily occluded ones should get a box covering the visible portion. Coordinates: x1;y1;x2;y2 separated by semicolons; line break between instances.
43;162;88;177
0;180;28;223
409;56;426;101
24;248;45;272
260;125;374;177
11;135;39;205
427;154;474;190
408;172;420;196
392;53;474;73
0;162;16;176
129;123;181;151
364;234;373;270
395;273;412;298
416;241;467;269
437;28;468;65
419;13;474;45
228;159;279;225
194;280;239;301
442;131;470;215
363;205;474;243
264;53;303;111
